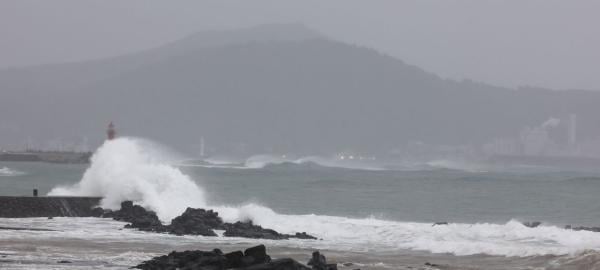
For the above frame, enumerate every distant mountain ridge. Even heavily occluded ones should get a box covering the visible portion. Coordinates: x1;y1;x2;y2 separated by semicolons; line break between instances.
0;24;598;155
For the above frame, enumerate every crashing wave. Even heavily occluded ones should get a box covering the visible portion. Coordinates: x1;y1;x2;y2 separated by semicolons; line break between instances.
49;137;208;221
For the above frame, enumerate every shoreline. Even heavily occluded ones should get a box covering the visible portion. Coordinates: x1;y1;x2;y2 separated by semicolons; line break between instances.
0;232;592;270
0;217;599;270
1;198;600;269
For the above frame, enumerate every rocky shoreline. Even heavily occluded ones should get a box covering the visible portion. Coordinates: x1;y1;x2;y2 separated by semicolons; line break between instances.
134;244;338;270
92;201;317;241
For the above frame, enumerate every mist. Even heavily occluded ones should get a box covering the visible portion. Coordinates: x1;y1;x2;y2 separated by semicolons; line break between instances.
1;0;599;90
4;3;600;268
0;1;599;164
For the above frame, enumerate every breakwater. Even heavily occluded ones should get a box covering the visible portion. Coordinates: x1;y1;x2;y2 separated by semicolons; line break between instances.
0;196;101;218
0;151;91;164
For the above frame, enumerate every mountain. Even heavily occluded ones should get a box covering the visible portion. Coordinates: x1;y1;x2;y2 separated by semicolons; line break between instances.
0;24;599;156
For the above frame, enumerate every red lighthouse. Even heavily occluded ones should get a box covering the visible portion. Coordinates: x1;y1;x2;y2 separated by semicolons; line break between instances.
107;122;116;140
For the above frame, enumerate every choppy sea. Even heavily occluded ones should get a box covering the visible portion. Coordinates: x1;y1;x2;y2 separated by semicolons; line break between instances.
2;137;600;269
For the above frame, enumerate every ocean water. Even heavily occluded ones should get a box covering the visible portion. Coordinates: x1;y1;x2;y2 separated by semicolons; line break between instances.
2;137;600;269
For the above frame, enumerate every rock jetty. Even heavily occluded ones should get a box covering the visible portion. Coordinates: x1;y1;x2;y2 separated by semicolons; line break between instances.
94;201;317;240
0;196;102;218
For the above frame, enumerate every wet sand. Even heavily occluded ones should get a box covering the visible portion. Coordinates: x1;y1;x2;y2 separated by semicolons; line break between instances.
2;235;599;269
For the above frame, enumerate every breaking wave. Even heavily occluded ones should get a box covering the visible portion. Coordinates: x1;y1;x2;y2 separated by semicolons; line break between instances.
47;137;600;257
423;159;489;172
220;212;600;257
189;155;489;172
48;138;208;221
244;154;384;171
177;154;385;171
0;167;26;177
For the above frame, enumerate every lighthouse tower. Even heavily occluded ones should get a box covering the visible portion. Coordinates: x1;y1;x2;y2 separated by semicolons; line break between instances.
107;122;116;140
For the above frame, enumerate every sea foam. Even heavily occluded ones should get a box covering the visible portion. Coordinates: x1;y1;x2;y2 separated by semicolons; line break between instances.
0;167;26;177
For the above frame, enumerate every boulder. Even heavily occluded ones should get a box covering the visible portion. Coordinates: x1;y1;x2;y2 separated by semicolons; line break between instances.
134;249;227;270
243;258;312;270
224;222;288;240
105;201;165;232
89;207;107;217
166;208;223;236
291;232;318;240
244;245;271;265
224;251;244;268
522;221;541;228
307;251;337;270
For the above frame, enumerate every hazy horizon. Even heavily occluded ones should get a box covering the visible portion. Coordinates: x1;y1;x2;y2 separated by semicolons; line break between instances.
1;1;600;159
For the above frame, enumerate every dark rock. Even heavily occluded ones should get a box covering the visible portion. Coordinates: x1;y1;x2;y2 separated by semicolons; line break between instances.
243;258;312;270
134;249;227;270
244;245;271;265
522;221;541;228
57;260;72;263
121;201;133;210
242;255;257;267
224;251;244;268
425;262;439;267
223;222;316;241
134;245;314;270
567;225;600;232
291;232;318;240
106;201;165;232
90;207;109;217
166;208;223;236
432;222;448;226
106;202;317;241
47;216;53;220
308;251;337;270
224;221;288;240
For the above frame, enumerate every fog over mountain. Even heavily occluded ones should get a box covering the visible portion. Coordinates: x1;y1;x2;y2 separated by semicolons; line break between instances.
1;24;599;156
2;1;599;90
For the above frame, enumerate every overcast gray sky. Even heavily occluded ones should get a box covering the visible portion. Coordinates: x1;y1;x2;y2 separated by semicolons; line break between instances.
0;0;598;90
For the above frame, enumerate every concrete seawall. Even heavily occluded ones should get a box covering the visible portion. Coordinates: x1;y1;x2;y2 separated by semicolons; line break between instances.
0;196;102;218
